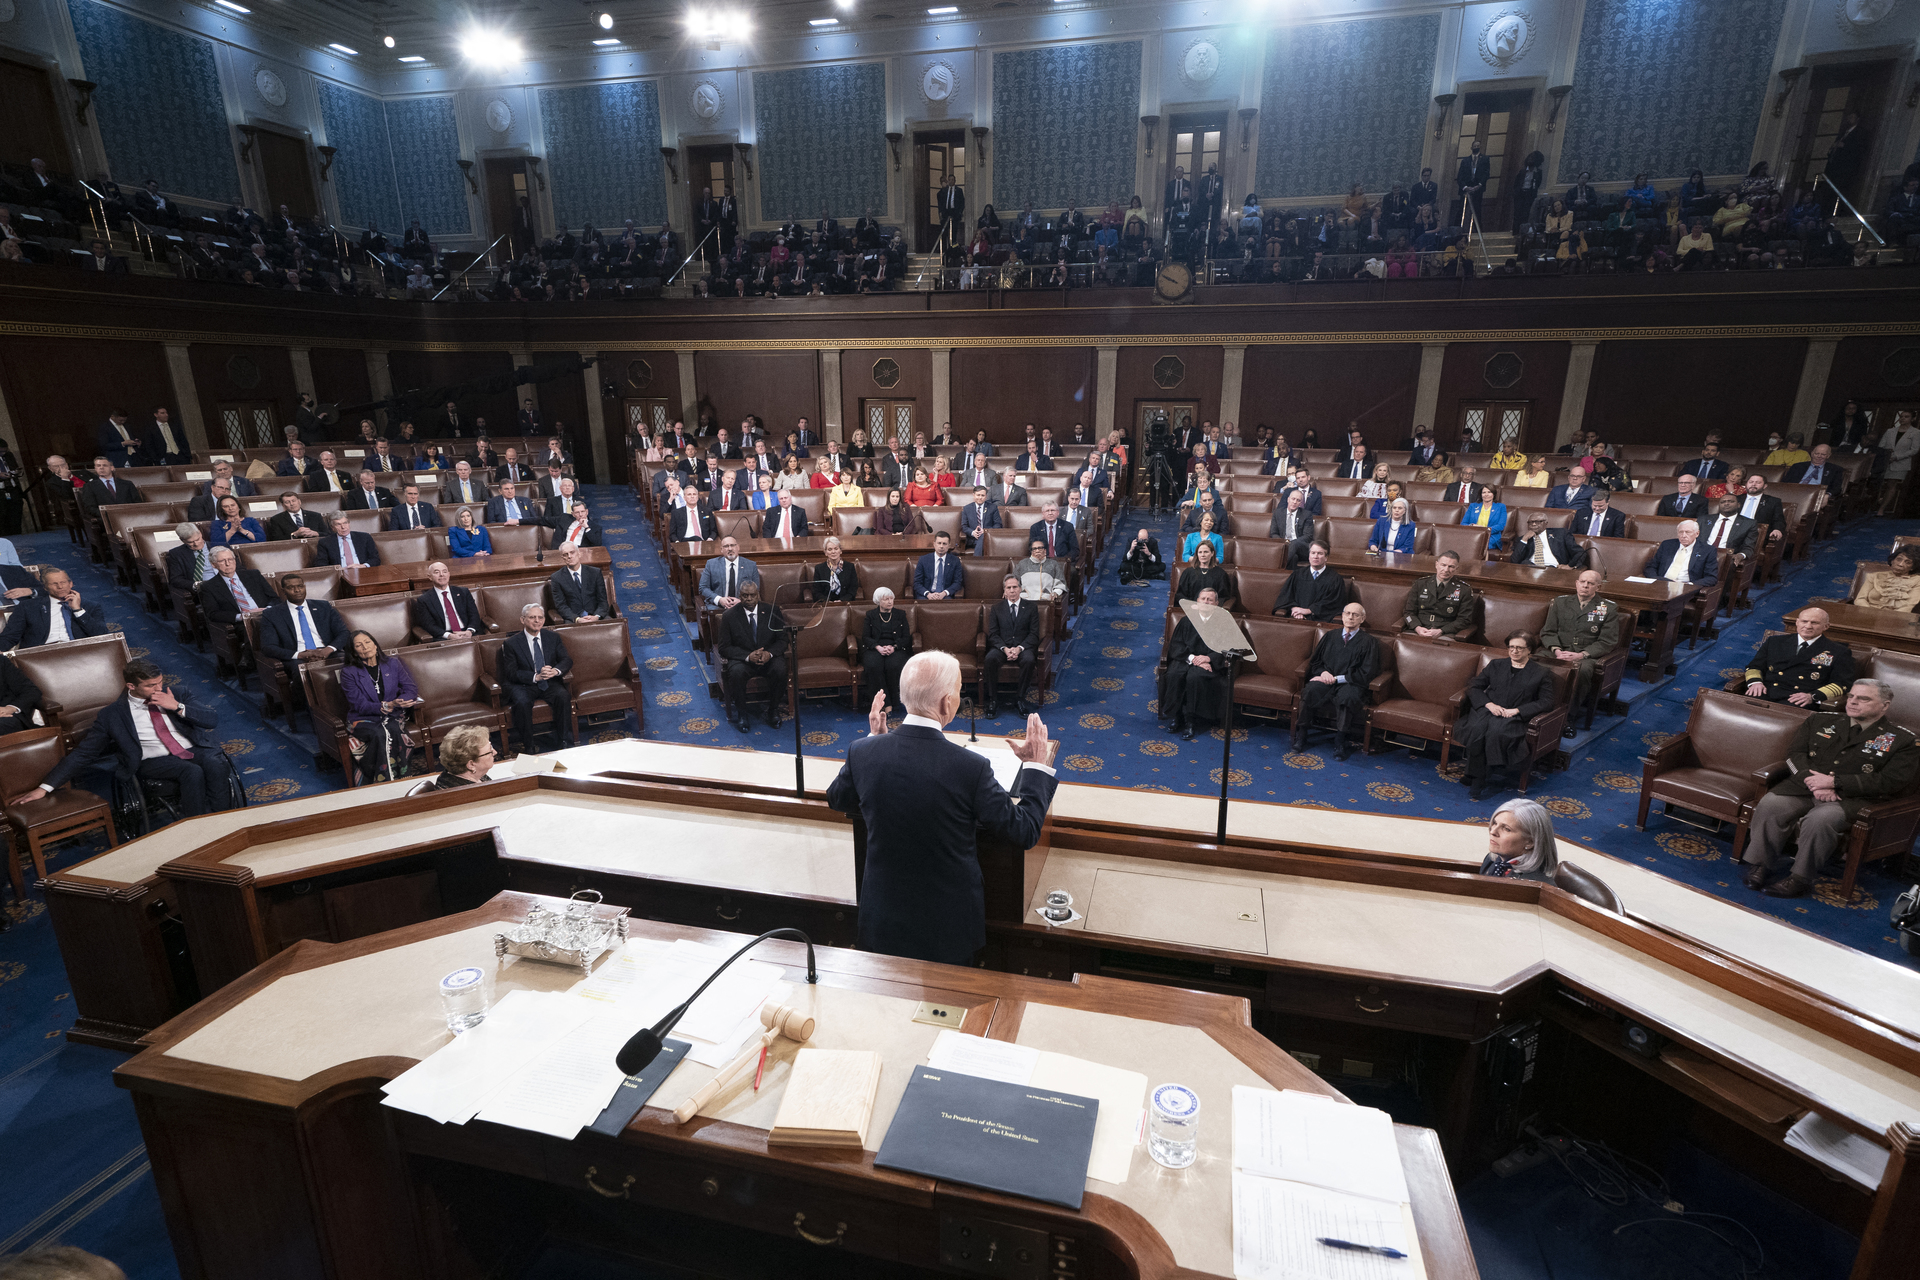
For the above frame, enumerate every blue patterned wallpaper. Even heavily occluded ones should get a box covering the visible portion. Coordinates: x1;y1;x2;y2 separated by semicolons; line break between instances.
1557;0;1788;182
1254;16;1439;199
384;96;470;235
992;41;1142;210
537;81;667;230
66;0;241;203
315;80;402;234
753;63;888;222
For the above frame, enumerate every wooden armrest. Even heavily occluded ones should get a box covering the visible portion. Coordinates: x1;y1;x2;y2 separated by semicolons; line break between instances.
1753;761;1791;789
1644;733;1695;772
1851;791;1920;825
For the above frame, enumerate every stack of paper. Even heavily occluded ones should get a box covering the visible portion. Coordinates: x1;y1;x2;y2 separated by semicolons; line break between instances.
1229;1088;1425;1280
1784;1112;1889;1190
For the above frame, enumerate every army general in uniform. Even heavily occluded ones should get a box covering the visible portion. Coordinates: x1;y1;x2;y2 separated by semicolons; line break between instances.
1539;569;1621;736
1741;608;1853;708
1741;678;1919;898
1402;550;1477;638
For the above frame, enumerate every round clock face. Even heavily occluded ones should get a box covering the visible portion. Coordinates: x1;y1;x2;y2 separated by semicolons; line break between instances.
1844;0;1896;24
485;98;514;134
253;66;288;108
1155;263;1192;300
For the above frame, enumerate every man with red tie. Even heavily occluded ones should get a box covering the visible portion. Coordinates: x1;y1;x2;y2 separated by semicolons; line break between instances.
411;561;487;640
11;658;236;816
761;489;809;542
1027;501;1078;563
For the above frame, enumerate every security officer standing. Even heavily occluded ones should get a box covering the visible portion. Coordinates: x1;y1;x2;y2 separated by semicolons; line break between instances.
1538;568;1622;737
1741;678;1919;898
1402;550;1477;638
1741;608;1852;708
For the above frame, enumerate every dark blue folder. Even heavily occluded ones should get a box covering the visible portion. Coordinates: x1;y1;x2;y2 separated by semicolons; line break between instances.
874;1065;1099;1209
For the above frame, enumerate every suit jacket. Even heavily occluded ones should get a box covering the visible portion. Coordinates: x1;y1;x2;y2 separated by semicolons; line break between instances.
1369;517;1418;553
1332;458;1373;482
163;542;217;594
316;531;381;567
914;551;965;598
811;560;859;602
1546;484;1596;511
860;607;912;658
1782;460;1843;498
411;584;485;639
1274;566;1348;621
1699;510;1761;560
718;601;785;662
0;652;43;720
698;555;761;606
1269;506;1316;543
1510;528;1587;569
1769;713;1920;823
1569;507;1628;539
1015;453;1056;472
1456;154;1491;193
443;476;492;505
494;462;534;487
141;421;192;466
42;694;220;791
1736;491;1788;538
342;485;396;511
1442;481;1492;505
499;629;572;690
1647;539;1719;586
994;482;1029;509
826;725;1054;964
548;565;610;621
666;500;717;542
184;494;229;524
258;600;349;662
78;475;143;517
363;451;402;473
0;593;108;648
390;500;441;530
1656;492;1709;519
1744;633;1855;703
759;506;810;540
275;456;315;477
199;570;274;626
1307;627;1380;686
301;469;354;494
709;485;750;512
959;502;1001;542
96;422;141;467
1071;486;1104;511
266;510;328;541
987;598;1041;652
1027;519;1078;562
1679;457;1729;483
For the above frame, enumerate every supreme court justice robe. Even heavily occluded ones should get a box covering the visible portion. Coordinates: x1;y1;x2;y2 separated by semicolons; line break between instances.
1455;658;1556;771
1163;615;1229;724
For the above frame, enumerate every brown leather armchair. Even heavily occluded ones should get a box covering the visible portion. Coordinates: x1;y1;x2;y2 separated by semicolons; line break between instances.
963;558;1013;601
792;603;861;706
1350;580;1408;634
301;661;360;779
335;594;418;653
1364;637;1485;765
1;726;117;898
1482;596;1551;652
1233;568;1289;617
1231;618;1321;722
1636;689;1809;859
11;634;131;747
987;600;1055;704
562;620;646;733
1228;538;1287;571
853;558;908;603
834;509;878;539
399;642;507;767
478;580;551;634
912;602;984;688
1554;862;1622;911
1430;524;1492;563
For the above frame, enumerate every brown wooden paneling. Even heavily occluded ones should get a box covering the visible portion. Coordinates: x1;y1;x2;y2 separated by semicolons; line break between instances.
533;357;592;481
1241;344;1423;450
841;349;933;442
1435;341;1573;455
950;347;1096;443
0;57;71;174
601;349;682;430
0;337;173;469
1821;336;1920;423
1119;347;1224;454
692;350;820;439
1585;338;1807;448
188;344;300;445
308;347;373;412
385;350;518;435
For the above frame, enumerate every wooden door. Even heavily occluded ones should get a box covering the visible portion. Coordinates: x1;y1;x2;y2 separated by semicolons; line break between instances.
216;400;282;450
1457;91;1530;224
914;131;965;252
1790;60;1896;216
483;159;532;259
860;400;915;450
1456;401;1530;454
686;145;734;262
0;58;70;174
256;130;318;219
622;398;672;485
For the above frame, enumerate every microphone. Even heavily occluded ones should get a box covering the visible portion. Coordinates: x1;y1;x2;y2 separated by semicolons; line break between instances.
614;928;818;1075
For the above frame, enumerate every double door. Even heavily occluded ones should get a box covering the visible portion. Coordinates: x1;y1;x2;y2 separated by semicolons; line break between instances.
1456;91;1530;229
861;400;916;451
623;398;672;484
217;400;282;449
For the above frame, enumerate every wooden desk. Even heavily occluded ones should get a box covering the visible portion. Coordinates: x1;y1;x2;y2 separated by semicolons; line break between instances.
1792;599;1920;658
114;898;1474;1280
340;547;612;598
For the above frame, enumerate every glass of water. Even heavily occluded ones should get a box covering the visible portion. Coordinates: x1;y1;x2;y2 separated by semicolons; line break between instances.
439;966;491;1034
1148;1083;1200;1169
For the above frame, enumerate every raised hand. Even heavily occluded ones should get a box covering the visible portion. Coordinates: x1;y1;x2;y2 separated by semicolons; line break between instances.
1009;713;1049;764
867;689;889;736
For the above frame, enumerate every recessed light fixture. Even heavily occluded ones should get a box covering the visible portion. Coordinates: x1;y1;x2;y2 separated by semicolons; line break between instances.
809;17;839;25
328;42;359;54
398;55;425;62
383;34;396;47
599;11;615;28
685;8;751;39
592;37;621;45
926;6;957;13
459;29;522;66
213;0;249;13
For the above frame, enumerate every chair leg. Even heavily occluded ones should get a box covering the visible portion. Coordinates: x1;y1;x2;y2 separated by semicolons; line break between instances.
3;830;23;902
24;831;50;886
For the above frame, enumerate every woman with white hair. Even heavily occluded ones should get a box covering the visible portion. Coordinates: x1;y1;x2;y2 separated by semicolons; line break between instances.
1369;496;1418;554
1478;798;1560;881
858;587;913;715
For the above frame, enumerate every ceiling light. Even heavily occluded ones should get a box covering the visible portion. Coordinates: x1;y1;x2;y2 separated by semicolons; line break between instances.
328;42;359;54
836;0;855;7
459;29;523;67
810;17;839;24
398;55;425;62
599;11;615;28
213;0;250;13
592;37;621;45
383;34;396;47
685;8;750;38
927;6;957;13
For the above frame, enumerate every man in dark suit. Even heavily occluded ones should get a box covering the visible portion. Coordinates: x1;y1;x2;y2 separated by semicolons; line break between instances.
1783;444;1843;500
1442;467;1494;506
276;441;316;478
826;651;1056;966
141;407;191;466
959;486;1001;553
0;650;42;737
365;440;402;473
710;427;744;461
300;449;352;493
439;401;467;438
665;490;717;543
709;469;749;512
499;602;575;754
1546;466;1596;513
995;475;1029;511
185;478;235;525
1646;522;1717;586
1273;541;1346;621
936;174;965;252
1164;167;1192;214
1456;141;1491;228
0;568;106;649
719;579;787;730
10;659;235;818
316;514;380;567
1071;468;1105;511
95;412;142;468
1277;470;1326;515
549;482;601;549
1699;494;1761;563
1015;442;1055;473
914;533;964;600
266;492;327;542
1510;514;1586;568
257;573;349;687
1406;430;1438;468
198;547;272;629
759;490;809;541
1657;474;1710;519
548;545;609;622
981;575;1041;715
1294;600;1378;760
859;589;913;714
495;447;533;488
84;239;128;274
539;437;574;471
444;461;489;506
342;470;396;512
536;462;572;502
1734;474;1788;548
1569;491;1628;539
1741;609;1853;708
481;482;540;527
134;178;180;228
413;561;487;640
1028;502;1077;563
1679;444;1728;485
163;524;219;618
78;456;143;519
1269;489;1316;565
390;484;441;530
203;460;256;499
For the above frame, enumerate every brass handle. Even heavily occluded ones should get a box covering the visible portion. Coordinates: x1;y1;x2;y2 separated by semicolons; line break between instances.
793;1213;847;1246
715;902;742;921
700;1177;719;1197
1354;995;1390;1014
584;1166;634;1199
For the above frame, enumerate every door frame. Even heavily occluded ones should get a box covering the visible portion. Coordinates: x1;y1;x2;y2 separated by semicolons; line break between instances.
0;47;84;178
859;399;917;451
1784;56;1899;215
911;127;967;253
237;119;320;221
1441;78;1546;200
1133;398;1200;497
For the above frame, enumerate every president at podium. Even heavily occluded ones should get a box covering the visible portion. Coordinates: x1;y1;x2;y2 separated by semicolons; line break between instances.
827;651;1057;966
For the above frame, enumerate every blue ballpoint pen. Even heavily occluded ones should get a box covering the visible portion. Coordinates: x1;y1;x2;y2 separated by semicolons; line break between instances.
1316;1237;1408;1259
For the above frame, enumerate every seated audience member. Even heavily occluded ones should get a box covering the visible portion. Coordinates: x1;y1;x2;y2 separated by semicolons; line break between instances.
1414;451;1456;486
1460;494;1509;550
1782;444;1843;500
1546;466;1595;512
1293;601;1376;759
1274;541;1347;621
339;627;420;785
549;480;598;548
0;568;105;649
699;536;758;610
1369;497;1418;553
719;580;786;731
1479;799;1561;881
811;537;859;602
1183;510;1225;563
84;239;127;274
1856;547;1920;613
1705;466;1747;505
665;486;717;542
1741;609;1853;707
827;471;865;512
318;513;381;566
549;544;609;621
1176;538;1235;611
257;571;347;686
79;455;143;517
207;495;265;546
959;485;1000;553
1886;176;1920;244
1657;474;1709;519
760;489;809;541
163;522;219;608
267;491;327;541
391;484;441;530
914;532;964;599
1510;513;1585;568
1119;528;1165;584
1740;679;1919;899
1699;494;1762;563
445;460;489;506
1030;502;1078;563
1570;490;1627;539
1270;489;1316;563
1764;433;1811;468
1162;586;1233;741
1403;551;1477;637
500;603;576;754
413;561;486;640
11;659;235;817
0;650;43;737
1645;520;1717;586
448;507;493;558
419;724;496;790
186;477;234;524
981;575;1041;716
876;488;929;536
1512;455;1550;489
1017;540;1068;601
301;449;351;493
198;547;271;631
1540;570;1622;727
276;441;314;478
204;459;257;499
344;470;396;511
903;466;942;506
859;588;912;715
1456;631;1556;800
1490;438;1528;471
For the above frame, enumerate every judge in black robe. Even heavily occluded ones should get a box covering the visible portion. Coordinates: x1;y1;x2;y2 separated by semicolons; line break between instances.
1162;591;1231;739
1455;635;1557;799
1175;545;1236;613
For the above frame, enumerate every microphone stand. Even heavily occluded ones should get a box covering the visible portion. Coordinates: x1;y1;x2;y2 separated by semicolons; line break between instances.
615;927;818;1075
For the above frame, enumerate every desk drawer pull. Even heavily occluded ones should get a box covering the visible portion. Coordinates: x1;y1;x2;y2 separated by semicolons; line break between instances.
1354;994;1390;1014
584;1166;635;1199
793;1213;847;1246
715;902;742;921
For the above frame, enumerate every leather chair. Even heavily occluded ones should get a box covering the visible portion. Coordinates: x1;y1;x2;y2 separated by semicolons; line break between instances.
400;641;507;766
486;524;545;558
698;561;805;662
988;599;1054;703
553;620;644;733
1832;774;1920;903
1227;495;1276;520
1231;618;1320;722
1351;579;1409;633
1233;568;1289;618
1319;497;1368;521
336;594;420;653
1577;537;1661;582
1452;653;1574;792
912;602;984;687
297;492;345;517
100;502;182;587
1364;637;1485;765
0;727;117;898
921;508;963;541
792;603;861;706
1481;595;1551;650
1626;514;1686;545
834;509;878;539
983;529;1030;560
1324;518;1380;553
1553;862;1623;911
1636;689;1809;860
476;634;576;746
128;526;181;617
1430;524;1492;563
12;634;131;747
372;529;433;565
300;660;360;778
235;542;315;577
478;580;553;635
284;566;346;601
853;558;908;604
714;510;758;544
790;491;828;526
1229;538;1287;571
335;509;383;539
964;558;1015;601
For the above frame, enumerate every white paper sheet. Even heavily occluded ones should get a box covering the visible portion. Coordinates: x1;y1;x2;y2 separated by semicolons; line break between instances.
926;1029;1041;1083
965;741;1026;793
1784;1111;1889;1189
381;990;598;1125
473;1008;646;1139
1624;575;1657;583
1232;1087;1409;1205
571;939;787;1066
1232;1174;1416;1280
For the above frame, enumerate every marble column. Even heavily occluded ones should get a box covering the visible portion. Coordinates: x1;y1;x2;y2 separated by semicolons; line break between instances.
821;350;843;441
289;348;316;402
162;344;211;455
580;351;611;482
1555;342;1598;447
1412;343;1447;436
1219;345;1246;437
677;351;699;427
365;350;394;431
1095;346;1118;438
930;348;952;439
1787;339;1838;440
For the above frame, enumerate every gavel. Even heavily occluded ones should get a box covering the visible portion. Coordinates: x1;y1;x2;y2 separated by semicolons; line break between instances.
671;1001;816;1124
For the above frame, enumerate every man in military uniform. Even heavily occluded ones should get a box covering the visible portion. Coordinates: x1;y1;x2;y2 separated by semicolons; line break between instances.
1741;678;1919;898
1402;550;1477;638
1741;609;1852;708
1539;569;1621;738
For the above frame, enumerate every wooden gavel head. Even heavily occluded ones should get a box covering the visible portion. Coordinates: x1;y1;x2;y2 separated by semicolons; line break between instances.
760;1001;815;1043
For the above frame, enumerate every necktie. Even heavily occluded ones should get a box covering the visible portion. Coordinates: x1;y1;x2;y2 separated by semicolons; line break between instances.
562;496;571;514
1798;641;1808;656
506;500;518;520
106;479;115;495
935;556;945;587
1808;467;1821;484
341;537;357;566
778;509;790;541
1713;518;1730;547
226;575;256;610
194;549;209;580
1591;514;1603;535
1343;631;1353;642
1047;525;1056;557
573;569;582;589
329;473;339;491
150;706;192;760
726;561;736;597
442;591;458;630
1532;537;1549;567
295;607;317;651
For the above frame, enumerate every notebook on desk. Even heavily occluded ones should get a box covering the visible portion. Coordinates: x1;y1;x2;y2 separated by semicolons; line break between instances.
875;1066;1100;1209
